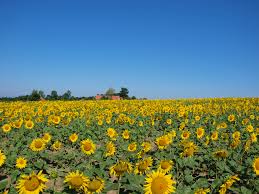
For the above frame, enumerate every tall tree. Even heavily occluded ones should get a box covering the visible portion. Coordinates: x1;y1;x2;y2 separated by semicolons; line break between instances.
39;90;45;98
105;88;116;96
119;87;129;99
62;90;72;100
50;90;58;100
29;90;41;101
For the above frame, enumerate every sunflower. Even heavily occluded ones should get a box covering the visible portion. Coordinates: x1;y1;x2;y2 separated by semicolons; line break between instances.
2;124;12;133
166;119;172;125
105;141;116;157
134;157;153;175
110;161;132;177
30;138;46;152
107;128;118;140
181;131;190;140
16;157;27;169
122;129;130;140
144;171;176;194
158;160;173;173
213;150;228;158
16;170;49;194
246;124;254;133
250;133;257;143
232;131;240;140
253;157;259;175
52;116;61;125
52;141;62;151
156;135;171;150
86;177;105;194
69;133;78;143
195;116;200;121
81;139;96;155
128;142;137;152
42;133;51;143
181;141;198;157
194;188;210;194
64;170;89;192
211;131;218;141
196;127;204;139
13;120;23;129
0;150;6;167
228;114;235;122
25;120;34;129
142;142;152;152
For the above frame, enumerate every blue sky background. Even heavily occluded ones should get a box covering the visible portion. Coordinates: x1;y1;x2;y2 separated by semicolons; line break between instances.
0;0;258;99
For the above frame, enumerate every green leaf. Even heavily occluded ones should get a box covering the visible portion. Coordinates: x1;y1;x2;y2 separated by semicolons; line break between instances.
0;178;8;190
240;186;252;194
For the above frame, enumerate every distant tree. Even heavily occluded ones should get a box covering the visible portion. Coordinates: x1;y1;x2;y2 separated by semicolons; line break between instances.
39;90;45;98
62;90;72;100
105;88;116;96
29;90;41;101
131;96;137;100
119;87;129;99
50;90;58;100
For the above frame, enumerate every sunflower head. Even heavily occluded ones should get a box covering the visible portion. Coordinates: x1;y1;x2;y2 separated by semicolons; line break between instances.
16;170;49;194
181;131;190;140
122;129;130;140
142;142;152;153
52;140;62;151
52;116;61;125
156;135;171;150
30;138;46;152
134;157;153;175
253;157;259;175
211;131;218;141
0;150;6;167
81;139;96;155
196;127;205;139
107;128;117;140
25;120;34;129
64;170;89;192
2;124;12;133
86;177;105;194
69;133;78;143
105;141;116;157
42;133;51;142
158;160;173;173
144;171;176;194
16;157;27;169
228;114;235;122
128;142;137;152
110;161;132;177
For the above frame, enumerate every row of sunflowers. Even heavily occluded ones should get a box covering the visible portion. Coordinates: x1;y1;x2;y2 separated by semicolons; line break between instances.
0;98;258;193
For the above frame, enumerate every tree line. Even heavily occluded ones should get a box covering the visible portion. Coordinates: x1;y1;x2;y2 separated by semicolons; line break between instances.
0;88;137;101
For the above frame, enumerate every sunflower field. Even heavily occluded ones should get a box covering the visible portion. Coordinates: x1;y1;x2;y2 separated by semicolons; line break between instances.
0;98;258;194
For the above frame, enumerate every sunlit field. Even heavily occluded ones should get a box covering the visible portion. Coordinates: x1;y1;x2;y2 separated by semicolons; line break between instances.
0;98;258;194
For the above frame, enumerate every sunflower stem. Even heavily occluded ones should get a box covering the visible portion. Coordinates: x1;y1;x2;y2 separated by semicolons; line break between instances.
118;176;121;194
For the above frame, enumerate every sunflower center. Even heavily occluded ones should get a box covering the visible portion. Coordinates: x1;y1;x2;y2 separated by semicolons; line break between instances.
151;177;168;194
138;162;148;171
27;123;32;127
87;179;102;191
161;161;170;169
24;176;40;191
255;161;259;170
129;144;135;150
114;163;127;173
35;141;43;149
70;176;83;188
84;142;92;151
159;139;167;146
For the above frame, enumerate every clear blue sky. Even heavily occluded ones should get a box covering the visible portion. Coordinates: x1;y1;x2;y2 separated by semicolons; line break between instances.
0;0;258;99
